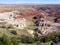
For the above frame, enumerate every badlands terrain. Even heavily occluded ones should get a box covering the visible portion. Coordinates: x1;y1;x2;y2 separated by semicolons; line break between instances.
0;4;60;45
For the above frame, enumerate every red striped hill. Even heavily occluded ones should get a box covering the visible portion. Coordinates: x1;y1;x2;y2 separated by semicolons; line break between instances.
0;9;39;18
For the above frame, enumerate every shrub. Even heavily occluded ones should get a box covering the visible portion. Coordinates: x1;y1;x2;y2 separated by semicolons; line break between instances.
45;35;53;42
11;37;20;45
34;37;40;42
10;30;17;35
1;34;11;45
40;36;47;43
1;26;6;28
20;35;35;43
0;34;20;45
8;25;12;29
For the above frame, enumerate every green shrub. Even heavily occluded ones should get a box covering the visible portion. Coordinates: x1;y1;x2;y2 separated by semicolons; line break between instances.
34;36;41;42
0;34;11;45
40;36;47;43
46;36;52;42
10;30;17;35
0;34;20;45
11;37;20;45
20;35;35;43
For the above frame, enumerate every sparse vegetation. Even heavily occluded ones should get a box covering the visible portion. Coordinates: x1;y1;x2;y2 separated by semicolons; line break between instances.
1;25;13;30
0;33;60;45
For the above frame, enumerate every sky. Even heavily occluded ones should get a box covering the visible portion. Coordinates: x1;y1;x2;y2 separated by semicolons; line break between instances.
0;0;60;4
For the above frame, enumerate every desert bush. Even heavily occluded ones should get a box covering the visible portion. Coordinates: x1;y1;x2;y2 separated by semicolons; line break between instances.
0;34;20;45
0;34;11;45
11;37;20;45
10;30;17;35
20;35;35;43
40;36;47;43
1;26;6;28
34;36;41;42
7;25;12;29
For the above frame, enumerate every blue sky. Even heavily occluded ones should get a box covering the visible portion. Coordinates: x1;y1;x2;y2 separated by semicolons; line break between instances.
0;0;60;4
